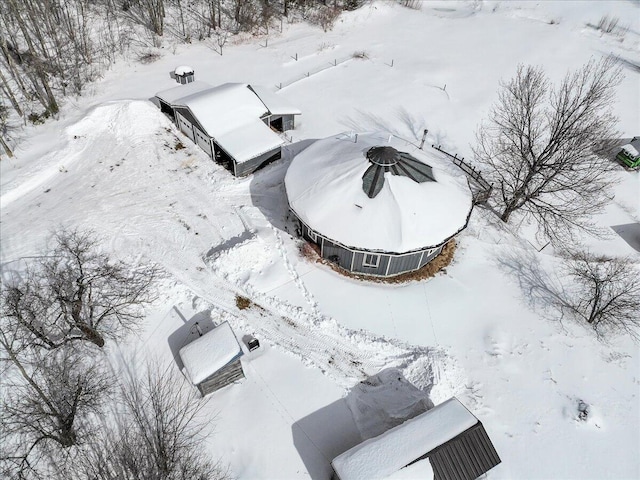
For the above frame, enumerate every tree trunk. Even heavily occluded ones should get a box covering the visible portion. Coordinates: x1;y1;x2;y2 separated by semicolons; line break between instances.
0;134;13;158
75;323;105;347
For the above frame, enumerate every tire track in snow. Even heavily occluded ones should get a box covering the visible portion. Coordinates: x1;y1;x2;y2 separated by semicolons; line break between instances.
169;245;464;395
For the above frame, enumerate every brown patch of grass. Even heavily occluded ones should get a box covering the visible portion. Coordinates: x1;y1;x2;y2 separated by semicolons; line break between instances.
235;295;253;310
299;242;321;262
175;141;185;150
298;240;457;284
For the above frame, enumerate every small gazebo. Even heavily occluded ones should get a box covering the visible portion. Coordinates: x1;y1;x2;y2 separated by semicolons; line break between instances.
284;132;473;277
174;65;195;84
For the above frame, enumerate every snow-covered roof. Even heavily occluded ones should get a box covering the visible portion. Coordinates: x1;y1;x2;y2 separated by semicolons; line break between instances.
332;398;478;480
155;82;294;163
621;143;639;158
176;83;268;134
175;65;194;76
284;133;473;253
179;321;243;385
156;81;213;105
216;118;284;164
384;458;434;479
250;85;302;116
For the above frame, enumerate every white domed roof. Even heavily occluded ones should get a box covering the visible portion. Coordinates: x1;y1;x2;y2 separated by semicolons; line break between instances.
285;133;473;253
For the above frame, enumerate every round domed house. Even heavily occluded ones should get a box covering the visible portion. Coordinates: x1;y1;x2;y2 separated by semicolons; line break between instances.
284;132;473;277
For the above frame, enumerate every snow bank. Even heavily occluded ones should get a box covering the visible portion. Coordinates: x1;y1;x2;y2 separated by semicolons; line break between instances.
345;368;433;440
332;397;477;480
179;321;242;384
285;132;472;252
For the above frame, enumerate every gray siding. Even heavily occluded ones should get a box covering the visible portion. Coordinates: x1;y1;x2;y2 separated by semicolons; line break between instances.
322;238;444;277
282;114;295;131
419;246;443;269
386;252;423;276
294;214;453;277
351;251;390;276
194;126;212;156
197;358;245;396
234;147;282;177
323;241;354;271
263;114;295;132
176;111;195;142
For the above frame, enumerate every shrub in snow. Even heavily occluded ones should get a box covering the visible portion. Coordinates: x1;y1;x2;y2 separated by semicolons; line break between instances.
560;251;640;341
235;294;253;310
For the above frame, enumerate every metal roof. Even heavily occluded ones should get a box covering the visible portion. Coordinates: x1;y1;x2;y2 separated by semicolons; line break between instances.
362;146;436;198
427;421;502;480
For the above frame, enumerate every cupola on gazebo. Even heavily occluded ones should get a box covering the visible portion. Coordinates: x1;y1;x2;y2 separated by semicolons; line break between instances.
284;132;473;277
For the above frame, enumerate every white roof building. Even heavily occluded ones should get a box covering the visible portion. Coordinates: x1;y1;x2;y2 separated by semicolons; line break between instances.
155;82;300;176
284;132;473;277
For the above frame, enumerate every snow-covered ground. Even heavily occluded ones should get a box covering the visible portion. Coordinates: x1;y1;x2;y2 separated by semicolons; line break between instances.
1;1;639;479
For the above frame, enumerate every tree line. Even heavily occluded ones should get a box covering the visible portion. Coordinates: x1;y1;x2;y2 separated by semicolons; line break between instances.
0;0;365;157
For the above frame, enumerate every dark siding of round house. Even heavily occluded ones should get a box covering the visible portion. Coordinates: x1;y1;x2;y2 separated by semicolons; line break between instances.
297;213;446;277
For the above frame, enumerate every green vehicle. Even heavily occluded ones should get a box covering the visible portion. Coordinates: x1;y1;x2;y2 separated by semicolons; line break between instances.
617;137;640;169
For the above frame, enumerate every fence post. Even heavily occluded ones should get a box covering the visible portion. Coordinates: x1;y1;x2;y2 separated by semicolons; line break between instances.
419;129;428;150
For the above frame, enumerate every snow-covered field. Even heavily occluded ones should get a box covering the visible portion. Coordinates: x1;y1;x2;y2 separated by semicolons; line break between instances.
1;1;639;479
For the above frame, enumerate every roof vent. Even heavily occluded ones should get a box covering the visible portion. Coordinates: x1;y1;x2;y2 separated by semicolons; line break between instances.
362;146;436;198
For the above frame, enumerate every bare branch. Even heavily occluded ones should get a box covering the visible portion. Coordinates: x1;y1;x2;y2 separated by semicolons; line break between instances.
474;57;624;244
1;227;160;349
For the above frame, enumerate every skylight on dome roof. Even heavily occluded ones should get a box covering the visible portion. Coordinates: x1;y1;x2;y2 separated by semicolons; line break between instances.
362;146;436;198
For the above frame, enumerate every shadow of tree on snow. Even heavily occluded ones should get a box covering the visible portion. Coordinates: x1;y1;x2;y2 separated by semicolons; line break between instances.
496;249;571;326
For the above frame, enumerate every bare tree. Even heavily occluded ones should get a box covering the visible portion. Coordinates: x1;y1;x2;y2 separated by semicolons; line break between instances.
474;57;624;243
139;0;166;36
0;343;111;479
1;228;159;349
560;251;640;340
499;249;640;341
74;360;228;480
